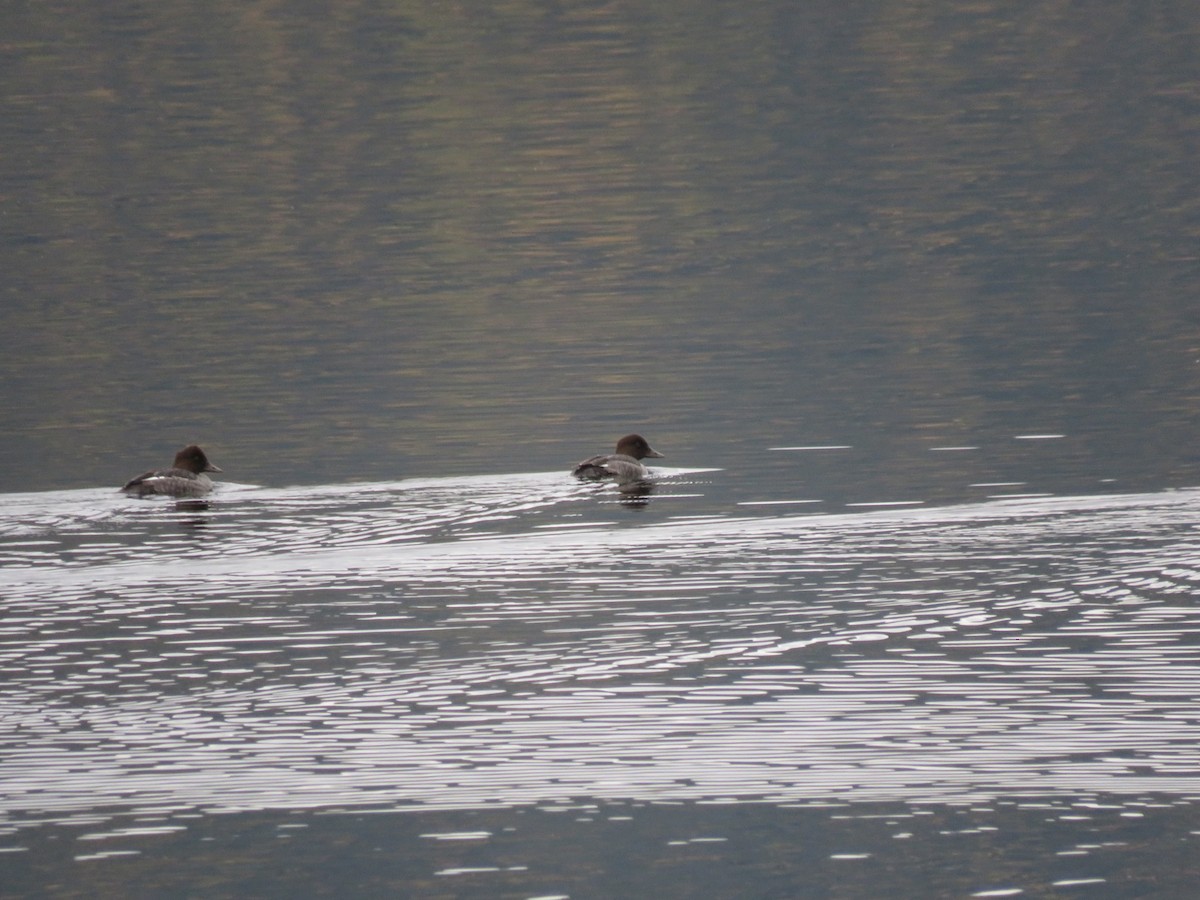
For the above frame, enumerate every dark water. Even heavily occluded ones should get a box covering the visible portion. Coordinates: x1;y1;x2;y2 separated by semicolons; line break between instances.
3;1;1200;897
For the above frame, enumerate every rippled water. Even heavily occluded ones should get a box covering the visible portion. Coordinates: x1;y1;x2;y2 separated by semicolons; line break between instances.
6;0;1200;892
5;475;1200;883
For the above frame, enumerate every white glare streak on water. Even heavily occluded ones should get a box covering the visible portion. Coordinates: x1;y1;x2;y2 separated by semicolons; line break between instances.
2;476;1200;833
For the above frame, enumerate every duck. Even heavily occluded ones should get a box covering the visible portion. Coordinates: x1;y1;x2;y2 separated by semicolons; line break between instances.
121;445;222;498
572;434;664;484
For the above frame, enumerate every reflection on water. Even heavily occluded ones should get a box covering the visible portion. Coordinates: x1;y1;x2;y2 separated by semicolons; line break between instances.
3;0;1200;495
4;0;1200;894
3;476;1200;895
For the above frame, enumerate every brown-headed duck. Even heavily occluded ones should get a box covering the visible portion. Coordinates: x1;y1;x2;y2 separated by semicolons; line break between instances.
572;434;664;484
121;445;222;498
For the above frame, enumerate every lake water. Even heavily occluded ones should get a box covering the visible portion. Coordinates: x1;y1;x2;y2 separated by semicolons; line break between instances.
3;1;1200;897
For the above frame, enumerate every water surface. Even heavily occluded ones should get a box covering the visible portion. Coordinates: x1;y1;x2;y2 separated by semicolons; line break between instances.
3;0;1200;896
4;477;1200;895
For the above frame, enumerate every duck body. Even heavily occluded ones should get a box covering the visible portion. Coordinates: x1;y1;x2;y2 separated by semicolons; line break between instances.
121;445;222;498
572;434;664;484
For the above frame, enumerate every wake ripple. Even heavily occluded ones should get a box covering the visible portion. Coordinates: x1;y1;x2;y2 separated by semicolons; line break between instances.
3;478;1200;833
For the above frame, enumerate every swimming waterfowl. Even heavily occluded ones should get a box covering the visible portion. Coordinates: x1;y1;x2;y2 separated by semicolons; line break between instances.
572;434;664;484
121;445;222;498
